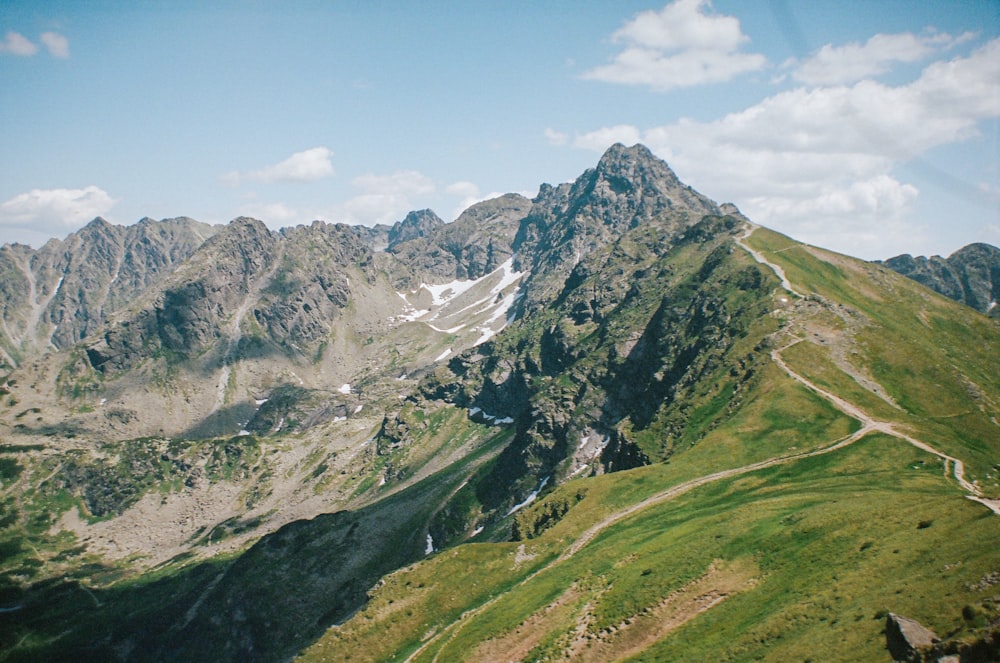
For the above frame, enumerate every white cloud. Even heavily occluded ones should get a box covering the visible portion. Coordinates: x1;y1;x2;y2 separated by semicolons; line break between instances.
236;202;300;225
0;31;38;56
583;0;766;91
340;170;436;226
444;181;514;222
792;30;974;85
224;147;335;186
572;125;642;152
561;38;1000;258
0;186;118;236
0;31;70;57
544;128;569;146
39;31;69;58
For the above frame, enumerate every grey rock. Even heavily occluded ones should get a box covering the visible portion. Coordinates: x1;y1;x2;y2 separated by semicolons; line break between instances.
886;612;939;662
881;242;1000;316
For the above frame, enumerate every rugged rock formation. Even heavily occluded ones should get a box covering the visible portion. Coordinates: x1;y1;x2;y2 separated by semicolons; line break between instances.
0;216;217;368
881;243;1000;317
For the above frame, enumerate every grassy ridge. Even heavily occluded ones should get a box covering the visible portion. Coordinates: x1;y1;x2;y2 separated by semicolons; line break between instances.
746;228;1000;490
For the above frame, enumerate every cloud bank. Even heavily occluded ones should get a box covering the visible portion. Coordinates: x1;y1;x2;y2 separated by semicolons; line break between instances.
0;186;119;239
569;33;1000;258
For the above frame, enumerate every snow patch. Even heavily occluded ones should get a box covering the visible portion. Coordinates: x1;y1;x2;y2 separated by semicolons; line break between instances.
238;429;251;436
435;348;452;362
255;398;269;406
333;416;346;423
425;533;435;555
989;301;997;312
506;476;550;516
469;408;515;426
472;526;484;536
338;383;352;395
427;322;466;334
353;404;363;414
423;276;481;306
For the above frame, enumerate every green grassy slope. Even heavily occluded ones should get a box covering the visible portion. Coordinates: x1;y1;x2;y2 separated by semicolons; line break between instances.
299;226;1000;662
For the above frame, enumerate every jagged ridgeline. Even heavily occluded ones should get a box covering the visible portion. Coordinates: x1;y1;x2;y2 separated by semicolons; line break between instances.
0;144;998;662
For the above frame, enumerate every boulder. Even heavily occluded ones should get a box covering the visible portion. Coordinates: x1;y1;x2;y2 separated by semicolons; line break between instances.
886;612;939;662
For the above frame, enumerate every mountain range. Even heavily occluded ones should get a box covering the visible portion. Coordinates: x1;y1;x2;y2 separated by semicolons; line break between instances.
0;144;997;662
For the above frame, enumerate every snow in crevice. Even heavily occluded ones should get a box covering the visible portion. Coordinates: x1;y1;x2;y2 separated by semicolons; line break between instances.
425;533;435;555
506;476;550;516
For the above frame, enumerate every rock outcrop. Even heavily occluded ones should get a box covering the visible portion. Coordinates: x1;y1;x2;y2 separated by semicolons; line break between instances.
886;613;939;662
881;242;1000;317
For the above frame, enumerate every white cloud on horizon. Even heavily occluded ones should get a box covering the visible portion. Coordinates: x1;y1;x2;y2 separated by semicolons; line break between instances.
339;170;436;226
224;147;335;186
790;30;975;85
0;186;119;237
562;37;1000;258
582;0;767;91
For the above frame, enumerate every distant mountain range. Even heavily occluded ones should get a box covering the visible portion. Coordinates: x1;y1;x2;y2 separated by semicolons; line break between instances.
880;243;1000;317
0;144;996;662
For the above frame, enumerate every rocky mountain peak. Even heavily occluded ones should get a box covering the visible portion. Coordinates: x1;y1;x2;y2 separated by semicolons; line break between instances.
572;143;718;224
512;144;722;308
387;209;444;248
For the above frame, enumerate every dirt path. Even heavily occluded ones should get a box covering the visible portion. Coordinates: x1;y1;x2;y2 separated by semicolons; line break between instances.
737;225;997;515
735;223;804;298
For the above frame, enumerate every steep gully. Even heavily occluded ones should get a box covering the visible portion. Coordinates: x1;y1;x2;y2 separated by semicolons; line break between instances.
404;224;998;663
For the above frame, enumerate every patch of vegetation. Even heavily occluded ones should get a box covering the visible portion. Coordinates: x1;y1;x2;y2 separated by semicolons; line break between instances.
511;487;588;541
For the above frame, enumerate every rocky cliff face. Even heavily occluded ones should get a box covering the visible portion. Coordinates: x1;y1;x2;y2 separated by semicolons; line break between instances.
387;193;531;286
0;216;217;369
513;143;719;314
881;242;1000;317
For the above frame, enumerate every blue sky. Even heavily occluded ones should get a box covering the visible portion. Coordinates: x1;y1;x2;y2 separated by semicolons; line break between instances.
1;1;997;259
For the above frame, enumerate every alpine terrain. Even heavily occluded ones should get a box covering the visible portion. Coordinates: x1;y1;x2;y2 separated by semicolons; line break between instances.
0;144;998;662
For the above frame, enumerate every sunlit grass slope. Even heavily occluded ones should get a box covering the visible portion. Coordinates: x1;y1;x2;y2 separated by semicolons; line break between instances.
302;434;999;662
